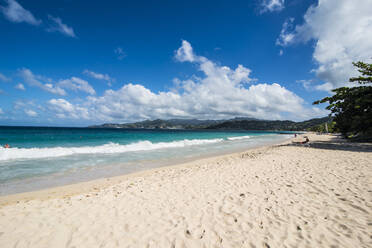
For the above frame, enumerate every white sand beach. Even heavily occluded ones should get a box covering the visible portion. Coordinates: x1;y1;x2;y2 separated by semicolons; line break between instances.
0;134;371;248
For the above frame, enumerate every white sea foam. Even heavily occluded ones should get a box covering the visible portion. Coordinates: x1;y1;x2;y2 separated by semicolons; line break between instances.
0;139;224;161
227;135;250;141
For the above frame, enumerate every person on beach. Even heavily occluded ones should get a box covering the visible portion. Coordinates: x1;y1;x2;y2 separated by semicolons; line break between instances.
4;144;10;148
292;136;309;145
302;137;309;144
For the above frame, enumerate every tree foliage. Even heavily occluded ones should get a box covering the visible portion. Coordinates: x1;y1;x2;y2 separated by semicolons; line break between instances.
313;62;372;140
307;121;336;133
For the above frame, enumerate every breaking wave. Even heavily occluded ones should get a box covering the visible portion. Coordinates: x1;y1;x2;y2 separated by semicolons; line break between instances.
227;135;250;141
0;138;224;161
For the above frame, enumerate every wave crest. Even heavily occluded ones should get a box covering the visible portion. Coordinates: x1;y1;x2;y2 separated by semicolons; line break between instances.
0;139;224;161
227;135;250;141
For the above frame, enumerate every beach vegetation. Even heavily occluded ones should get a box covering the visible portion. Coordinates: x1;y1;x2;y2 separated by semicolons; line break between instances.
313;62;372;141
307;121;336;133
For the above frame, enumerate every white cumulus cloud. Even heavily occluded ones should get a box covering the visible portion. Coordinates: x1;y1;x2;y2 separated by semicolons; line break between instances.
47;15;76;37
20;69;96;95
0;0;41;25
83;70;113;86
276;0;372;91
20;68;66;96
48;98;90;120
175;40;197;62
296;79;314;91
25;109;37;117
15;83;25;90
276;18;295;46
260;0;285;14
49;40;325;123
58;77;96;95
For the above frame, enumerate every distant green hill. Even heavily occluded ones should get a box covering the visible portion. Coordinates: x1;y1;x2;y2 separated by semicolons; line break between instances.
206;117;332;131
89;119;226;129
89;116;332;131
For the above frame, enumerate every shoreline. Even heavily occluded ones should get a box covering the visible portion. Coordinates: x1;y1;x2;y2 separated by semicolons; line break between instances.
0;133;291;197
1;133;371;247
0;134;294;205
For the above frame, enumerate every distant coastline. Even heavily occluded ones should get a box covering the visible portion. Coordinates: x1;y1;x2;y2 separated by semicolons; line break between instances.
88;116;331;131
0;116;331;131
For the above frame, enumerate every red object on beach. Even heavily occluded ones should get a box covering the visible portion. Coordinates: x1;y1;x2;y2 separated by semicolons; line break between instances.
4;144;10;148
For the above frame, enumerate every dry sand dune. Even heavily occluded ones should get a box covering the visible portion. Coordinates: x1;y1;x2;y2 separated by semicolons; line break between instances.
0;134;371;248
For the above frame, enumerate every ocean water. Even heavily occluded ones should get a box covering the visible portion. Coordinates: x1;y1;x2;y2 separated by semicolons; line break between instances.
0;127;292;195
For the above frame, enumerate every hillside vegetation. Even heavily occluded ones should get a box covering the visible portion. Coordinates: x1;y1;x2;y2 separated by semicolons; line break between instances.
90;117;332;131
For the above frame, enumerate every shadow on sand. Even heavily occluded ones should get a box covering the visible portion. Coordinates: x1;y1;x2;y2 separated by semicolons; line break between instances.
278;135;372;153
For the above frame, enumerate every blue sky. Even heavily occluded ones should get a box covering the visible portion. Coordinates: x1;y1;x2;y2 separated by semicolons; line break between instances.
1;0;371;126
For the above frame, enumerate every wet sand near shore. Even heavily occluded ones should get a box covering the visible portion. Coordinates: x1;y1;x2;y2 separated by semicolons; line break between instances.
0;134;371;247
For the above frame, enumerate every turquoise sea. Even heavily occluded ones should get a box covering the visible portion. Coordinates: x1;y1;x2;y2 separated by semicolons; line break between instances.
0;127;292;195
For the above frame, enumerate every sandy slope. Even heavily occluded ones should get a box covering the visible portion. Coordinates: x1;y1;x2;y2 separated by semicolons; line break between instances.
0;134;371;248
